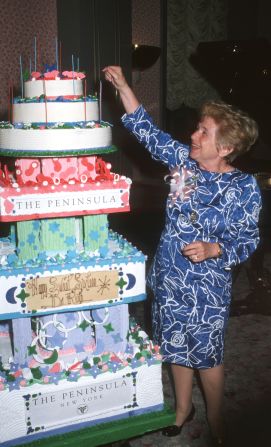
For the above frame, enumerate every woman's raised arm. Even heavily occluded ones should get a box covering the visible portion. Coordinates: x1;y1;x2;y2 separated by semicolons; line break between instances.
103;65;140;115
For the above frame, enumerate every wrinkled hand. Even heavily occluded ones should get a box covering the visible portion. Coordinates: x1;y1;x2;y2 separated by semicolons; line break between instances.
102;66;128;91
182;241;220;262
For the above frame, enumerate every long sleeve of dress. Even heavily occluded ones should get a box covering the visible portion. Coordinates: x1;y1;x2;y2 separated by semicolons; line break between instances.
215;176;261;269
122;105;190;168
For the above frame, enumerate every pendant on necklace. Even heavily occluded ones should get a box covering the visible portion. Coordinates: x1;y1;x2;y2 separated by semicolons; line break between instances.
190;210;198;223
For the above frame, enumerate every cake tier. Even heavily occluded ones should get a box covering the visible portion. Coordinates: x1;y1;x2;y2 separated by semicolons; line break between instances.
0;232;146;319
0;121;114;156
0;354;163;446
0;304;129;368
25;78;83;98
13;97;99;123
0;177;131;221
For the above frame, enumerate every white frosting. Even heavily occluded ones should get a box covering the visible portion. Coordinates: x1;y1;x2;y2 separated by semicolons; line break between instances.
13;100;99;123
0;126;112;152
25;79;83;98
0;364;163;445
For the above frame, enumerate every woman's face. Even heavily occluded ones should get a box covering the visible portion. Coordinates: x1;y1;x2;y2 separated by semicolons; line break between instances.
190;116;222;167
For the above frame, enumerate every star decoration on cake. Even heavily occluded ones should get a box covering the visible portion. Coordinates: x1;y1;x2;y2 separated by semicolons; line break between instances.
27;233;36;244
48;222;60;233
65;236;76;246
103;323;114;333
111;332;123;343
116;277;127;289
16;288;29;302
27;345;38;356
47;331;66;349
78;319;91;332
89;230;99;241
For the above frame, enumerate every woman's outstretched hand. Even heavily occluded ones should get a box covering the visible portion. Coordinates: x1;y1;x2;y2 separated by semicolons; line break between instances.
102;65;140;114
103;66;128;91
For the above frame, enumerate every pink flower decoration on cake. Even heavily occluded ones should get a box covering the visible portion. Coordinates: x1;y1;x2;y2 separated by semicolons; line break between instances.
44;70;60;80
62;71;85;79
76;72;86;79
13;369;23;378
62;71;74;79
31;71;42;80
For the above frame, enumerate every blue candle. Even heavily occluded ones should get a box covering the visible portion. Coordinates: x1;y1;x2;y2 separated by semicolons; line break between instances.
77;56;79;72
72;54;75;95
19;55;24;98
34;36;37;71
55;36;58;71
99;80;102;122
29;57;32;75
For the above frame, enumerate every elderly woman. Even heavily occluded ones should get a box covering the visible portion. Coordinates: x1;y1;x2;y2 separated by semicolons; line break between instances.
103;66;261;446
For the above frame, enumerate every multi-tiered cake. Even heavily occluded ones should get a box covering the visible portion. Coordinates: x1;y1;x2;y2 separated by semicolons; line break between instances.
0;68;164;446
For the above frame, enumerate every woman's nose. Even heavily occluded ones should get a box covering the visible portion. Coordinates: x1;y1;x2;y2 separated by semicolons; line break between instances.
191;129;198;140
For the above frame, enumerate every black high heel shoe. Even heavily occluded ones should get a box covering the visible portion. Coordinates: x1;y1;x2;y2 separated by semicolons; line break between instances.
162;404;195;437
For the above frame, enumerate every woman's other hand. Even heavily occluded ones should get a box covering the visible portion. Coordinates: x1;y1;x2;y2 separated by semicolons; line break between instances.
182;241;221;262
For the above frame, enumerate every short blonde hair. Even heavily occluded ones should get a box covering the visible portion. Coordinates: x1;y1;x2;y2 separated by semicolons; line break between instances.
200;101;258;161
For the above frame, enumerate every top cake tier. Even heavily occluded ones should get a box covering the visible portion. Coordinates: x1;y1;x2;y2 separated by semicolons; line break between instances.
13;71;98;124
25;77;83;98
0;70;116;157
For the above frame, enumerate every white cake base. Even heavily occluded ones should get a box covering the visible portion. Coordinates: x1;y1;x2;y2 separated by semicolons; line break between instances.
0;363;163;446
0;125;112;153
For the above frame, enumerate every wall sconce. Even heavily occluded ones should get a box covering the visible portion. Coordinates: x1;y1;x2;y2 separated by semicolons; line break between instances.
132;44;161;71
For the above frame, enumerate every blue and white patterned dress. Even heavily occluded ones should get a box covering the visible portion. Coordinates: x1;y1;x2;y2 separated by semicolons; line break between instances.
122;105;262;369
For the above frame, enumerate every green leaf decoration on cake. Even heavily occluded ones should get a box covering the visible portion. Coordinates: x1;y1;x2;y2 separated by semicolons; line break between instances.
82;361;91;369
116;277;127;289
6;373;16;382
43;349;58;365
30;367;43;380
27;345;38;356
103;323;114;333
101;353;110;363
78;319;90;332
93;356;101;365
16;289;30;302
